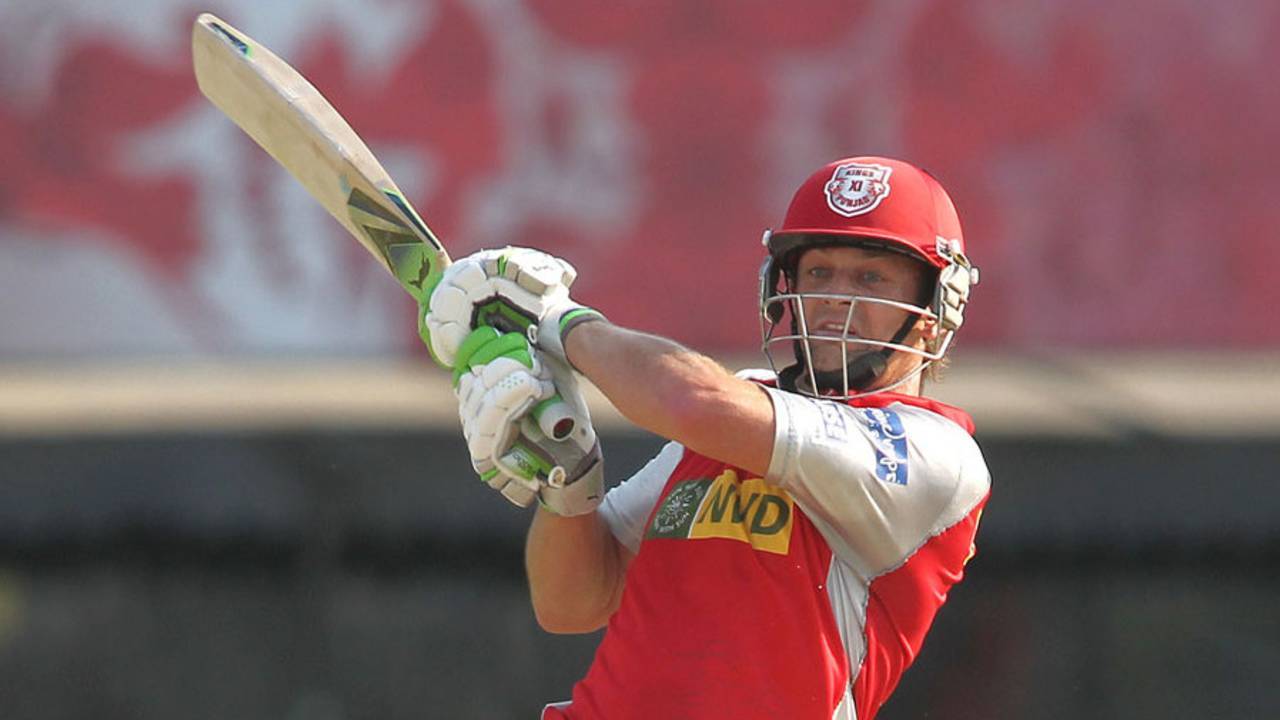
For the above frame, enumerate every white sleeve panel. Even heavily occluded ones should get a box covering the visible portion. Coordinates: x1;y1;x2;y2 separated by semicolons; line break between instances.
597;441;685;554
764;387;990;577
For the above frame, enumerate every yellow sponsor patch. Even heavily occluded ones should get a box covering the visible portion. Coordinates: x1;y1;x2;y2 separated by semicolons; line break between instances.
687;470;794;555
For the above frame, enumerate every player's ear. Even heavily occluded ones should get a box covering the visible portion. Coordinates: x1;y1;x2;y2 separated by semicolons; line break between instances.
910;306;940;348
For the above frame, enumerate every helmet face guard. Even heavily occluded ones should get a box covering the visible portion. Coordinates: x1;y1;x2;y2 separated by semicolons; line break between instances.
760;291;950;400
758;232;977;400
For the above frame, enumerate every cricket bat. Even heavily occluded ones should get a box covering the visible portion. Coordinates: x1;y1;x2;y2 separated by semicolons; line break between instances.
192;12;442;305
191;13;578;492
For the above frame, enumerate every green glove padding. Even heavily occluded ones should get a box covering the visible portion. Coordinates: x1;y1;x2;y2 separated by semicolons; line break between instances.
451;326;534;387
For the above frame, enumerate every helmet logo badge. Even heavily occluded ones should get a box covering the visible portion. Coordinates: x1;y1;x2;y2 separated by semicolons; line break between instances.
823;162;892;217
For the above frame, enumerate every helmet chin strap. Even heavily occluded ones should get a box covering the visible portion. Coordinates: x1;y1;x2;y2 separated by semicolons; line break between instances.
780;313;918;395
816;349;890;392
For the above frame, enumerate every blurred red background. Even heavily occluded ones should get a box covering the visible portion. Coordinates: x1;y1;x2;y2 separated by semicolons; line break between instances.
1;1;1276;356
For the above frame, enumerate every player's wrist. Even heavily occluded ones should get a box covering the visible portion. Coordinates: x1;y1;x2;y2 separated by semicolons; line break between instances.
536;304;606;371
538;463;604;517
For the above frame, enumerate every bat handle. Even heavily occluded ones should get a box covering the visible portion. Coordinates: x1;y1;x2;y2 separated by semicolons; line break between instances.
495;394;588;493
496;433;567;491
532;395;576;441
481;315;583;487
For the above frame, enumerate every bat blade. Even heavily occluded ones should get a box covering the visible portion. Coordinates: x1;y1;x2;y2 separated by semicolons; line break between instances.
191;13;580;449
191;12;445;303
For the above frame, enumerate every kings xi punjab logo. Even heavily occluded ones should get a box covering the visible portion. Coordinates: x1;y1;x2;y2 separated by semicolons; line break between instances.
824;162;893;217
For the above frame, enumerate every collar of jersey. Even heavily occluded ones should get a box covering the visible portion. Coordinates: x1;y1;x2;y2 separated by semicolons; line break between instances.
741;369;976;435
846;391;976;435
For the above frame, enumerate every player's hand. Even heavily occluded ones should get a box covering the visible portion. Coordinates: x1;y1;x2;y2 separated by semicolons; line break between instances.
454;327;604;514
423;247;604;369
453;326;555;505
529;351;605;516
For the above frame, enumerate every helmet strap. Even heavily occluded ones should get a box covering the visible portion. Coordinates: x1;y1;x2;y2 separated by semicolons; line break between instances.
781;311;919;395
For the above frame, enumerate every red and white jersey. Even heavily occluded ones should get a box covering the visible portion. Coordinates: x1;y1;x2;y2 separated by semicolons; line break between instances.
543;376;990;720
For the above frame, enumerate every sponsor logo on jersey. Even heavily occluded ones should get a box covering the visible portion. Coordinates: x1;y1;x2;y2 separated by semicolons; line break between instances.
819;401;849;440
646;470;794;555
860;407;910;485
824;162;892;217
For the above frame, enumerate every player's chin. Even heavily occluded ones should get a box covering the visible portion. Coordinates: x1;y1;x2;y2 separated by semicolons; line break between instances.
808;348;870;375
811;334;863;356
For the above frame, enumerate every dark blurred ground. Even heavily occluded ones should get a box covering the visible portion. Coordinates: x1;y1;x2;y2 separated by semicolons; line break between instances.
1;425;1276;719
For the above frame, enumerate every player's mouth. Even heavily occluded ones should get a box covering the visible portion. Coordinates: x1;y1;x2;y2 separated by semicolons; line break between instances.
810;321;857;338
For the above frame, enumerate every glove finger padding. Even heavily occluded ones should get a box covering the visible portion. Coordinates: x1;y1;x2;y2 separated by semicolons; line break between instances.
423;247;584;367
479;451;540;508
420;283;471;368
496;479;539;507
485;248;577;295
465;376;554;462
453;328;555;503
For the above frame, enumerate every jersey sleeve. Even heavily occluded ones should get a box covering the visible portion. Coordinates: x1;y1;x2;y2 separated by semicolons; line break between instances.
597;441;684;554
762;386;990;576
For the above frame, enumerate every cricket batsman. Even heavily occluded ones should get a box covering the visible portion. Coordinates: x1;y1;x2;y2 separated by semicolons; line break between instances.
424;156;991;719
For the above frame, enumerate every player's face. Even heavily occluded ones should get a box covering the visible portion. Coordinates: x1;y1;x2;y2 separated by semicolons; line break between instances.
792;245;932;386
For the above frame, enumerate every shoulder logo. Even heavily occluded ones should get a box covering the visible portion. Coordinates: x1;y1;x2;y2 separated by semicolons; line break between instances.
824;162;892;217
859;407;910;485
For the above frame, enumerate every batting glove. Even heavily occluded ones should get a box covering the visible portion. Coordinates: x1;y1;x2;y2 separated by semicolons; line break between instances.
453;327;604;514
423;247;605;369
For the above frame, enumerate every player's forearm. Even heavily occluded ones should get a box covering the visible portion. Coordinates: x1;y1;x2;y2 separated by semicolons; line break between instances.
563;321;774;475
525;507;628;634
565;322;726;438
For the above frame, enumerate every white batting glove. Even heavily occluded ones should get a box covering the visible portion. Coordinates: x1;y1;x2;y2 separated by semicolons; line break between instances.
453;326;556;505
528;353;605;517
453;327;605;514
423;247;604;369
